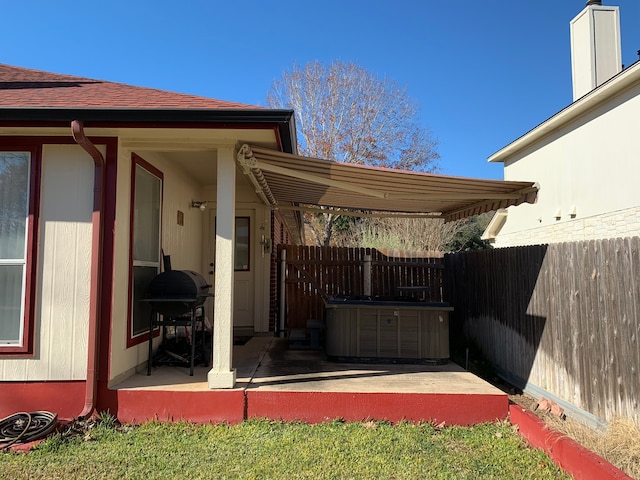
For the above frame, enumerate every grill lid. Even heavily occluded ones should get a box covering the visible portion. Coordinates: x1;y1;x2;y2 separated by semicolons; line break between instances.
145;270;212;316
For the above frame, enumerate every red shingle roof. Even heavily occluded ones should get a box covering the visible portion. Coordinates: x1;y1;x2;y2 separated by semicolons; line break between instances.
0;64;259;110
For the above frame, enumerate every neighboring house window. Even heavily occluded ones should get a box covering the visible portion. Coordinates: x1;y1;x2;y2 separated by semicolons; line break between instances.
128;155;163;346
0;149;39;353
235;217;250;271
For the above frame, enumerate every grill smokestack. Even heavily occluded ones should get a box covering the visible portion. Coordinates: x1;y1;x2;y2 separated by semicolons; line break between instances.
586;0;602;5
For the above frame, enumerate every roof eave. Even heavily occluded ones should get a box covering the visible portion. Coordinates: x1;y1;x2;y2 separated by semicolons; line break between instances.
488;60;640;163
0;107;298;153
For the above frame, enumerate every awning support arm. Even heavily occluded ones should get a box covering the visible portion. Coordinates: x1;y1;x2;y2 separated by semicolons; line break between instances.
237;145;278;206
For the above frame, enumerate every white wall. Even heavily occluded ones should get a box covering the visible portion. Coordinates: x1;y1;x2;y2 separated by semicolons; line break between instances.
108;147;273;382
109;148;207;382
204;181;273;333
495;81;640;247
1;145;94;381
0;133;279;384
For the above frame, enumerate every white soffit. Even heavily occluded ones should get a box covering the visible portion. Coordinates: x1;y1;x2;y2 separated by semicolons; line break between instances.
237;145;538;222
481;209;508;241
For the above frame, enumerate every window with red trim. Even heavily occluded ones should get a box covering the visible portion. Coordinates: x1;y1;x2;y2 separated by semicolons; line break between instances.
127;154;163;347
0;147;40;354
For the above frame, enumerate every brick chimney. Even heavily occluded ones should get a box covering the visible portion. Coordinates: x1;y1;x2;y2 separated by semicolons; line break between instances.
570;1;622;100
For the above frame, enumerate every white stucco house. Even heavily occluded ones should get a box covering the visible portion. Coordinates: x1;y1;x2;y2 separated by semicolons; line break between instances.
0;64;537;421
484;1;640;247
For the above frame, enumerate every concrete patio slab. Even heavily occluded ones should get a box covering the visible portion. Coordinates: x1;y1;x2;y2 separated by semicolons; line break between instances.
110;335;508;425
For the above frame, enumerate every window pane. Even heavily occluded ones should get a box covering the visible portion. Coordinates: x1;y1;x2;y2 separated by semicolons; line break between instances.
132;266;159;336
0;153;29;260
0;265;24;343
133;165;161;263
235;217;250;271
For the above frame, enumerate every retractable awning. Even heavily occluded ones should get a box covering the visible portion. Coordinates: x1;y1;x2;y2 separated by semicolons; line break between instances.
237;144;538;222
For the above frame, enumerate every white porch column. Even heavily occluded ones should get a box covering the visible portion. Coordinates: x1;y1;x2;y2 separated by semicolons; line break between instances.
208;146;237;388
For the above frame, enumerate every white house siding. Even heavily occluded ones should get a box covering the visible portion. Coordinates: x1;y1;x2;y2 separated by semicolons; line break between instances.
495;80;640;248
1;145;95;381
109;148;207;383
109;144;274;384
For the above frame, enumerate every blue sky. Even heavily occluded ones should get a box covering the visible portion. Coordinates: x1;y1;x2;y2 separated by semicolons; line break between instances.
3;1;639;179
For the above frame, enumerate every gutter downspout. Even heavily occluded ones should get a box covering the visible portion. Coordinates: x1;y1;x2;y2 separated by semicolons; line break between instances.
71;120;105;420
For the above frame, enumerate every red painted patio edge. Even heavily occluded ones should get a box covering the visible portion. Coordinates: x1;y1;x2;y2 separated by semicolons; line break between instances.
1;382;509;426
247;391;509;425
509;404;632;480
112;389;246;425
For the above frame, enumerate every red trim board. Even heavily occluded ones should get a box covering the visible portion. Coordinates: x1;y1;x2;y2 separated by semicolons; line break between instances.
0;381;85;420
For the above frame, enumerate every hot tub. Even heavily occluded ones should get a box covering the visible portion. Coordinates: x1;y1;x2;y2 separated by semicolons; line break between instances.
325;297;453;363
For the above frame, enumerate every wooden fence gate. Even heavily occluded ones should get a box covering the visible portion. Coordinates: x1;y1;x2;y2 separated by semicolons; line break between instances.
276;245;445;332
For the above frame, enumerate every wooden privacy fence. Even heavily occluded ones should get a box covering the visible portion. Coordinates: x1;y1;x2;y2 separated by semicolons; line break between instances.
445;237;640;427
277;245;445;331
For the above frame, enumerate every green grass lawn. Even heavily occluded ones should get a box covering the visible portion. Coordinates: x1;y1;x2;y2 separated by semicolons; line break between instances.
1;418;570;480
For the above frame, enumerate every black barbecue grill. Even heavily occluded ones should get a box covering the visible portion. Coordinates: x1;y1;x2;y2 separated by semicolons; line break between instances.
145;270;211;316
145;269;212;376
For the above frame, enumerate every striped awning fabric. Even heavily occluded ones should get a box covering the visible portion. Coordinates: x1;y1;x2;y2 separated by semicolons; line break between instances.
237;145;538;222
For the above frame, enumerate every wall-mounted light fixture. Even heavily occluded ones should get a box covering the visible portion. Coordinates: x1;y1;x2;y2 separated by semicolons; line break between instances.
191;201;207;211
259;221;271;257
260;236;272;252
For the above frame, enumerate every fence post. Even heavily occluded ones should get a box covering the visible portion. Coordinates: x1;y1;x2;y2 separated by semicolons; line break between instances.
279;248;287;337
364;254;372;296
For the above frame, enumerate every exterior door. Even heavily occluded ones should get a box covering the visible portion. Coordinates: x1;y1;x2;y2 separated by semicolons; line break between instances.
208;209;255;332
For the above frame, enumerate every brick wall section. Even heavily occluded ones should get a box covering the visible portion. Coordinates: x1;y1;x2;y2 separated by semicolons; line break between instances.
268;210;293;332
494;206;640;248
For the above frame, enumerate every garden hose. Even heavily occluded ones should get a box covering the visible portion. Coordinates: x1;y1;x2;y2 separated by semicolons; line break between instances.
0;411;58;449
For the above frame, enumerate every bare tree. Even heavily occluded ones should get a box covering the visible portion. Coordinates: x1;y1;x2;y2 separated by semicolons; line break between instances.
267;61;440;246
362;217;458;253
